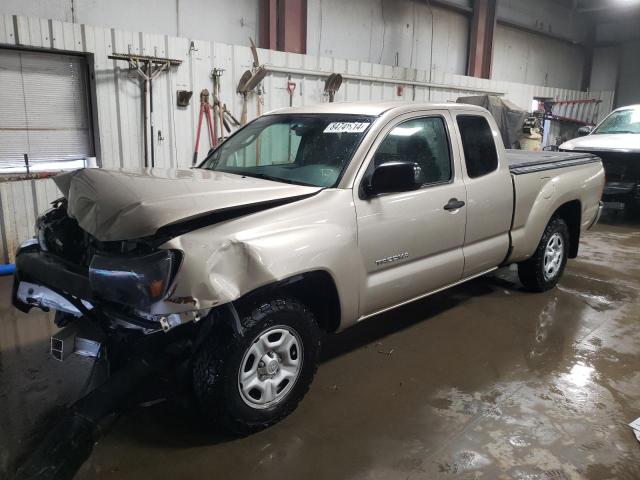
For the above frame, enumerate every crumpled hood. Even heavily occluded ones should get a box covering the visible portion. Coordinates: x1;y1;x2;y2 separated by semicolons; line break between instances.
560;133;640;153
53;168;321;241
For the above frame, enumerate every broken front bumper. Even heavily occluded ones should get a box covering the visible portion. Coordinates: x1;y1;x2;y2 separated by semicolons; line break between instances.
12;240;93;314
12;241;209;333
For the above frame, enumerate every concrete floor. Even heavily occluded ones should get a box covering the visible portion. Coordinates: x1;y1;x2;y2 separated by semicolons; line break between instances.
1;211;640;479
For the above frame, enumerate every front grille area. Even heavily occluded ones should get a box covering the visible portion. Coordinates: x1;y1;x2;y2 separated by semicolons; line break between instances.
580;151;640;183
37;201;155;267
38;203;91;266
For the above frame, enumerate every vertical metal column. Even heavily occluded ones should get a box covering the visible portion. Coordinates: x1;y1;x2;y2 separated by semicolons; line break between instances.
259;0;307;54
259;0;278;50
467;0;497;79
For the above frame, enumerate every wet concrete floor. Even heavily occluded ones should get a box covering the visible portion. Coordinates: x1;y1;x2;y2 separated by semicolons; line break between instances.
1;211;640;479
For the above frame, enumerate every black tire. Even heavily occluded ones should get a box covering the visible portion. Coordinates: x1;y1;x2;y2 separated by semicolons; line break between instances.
517;216;569;292
192;297;321;436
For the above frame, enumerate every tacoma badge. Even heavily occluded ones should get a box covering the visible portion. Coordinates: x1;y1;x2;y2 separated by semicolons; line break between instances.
375;252;409;267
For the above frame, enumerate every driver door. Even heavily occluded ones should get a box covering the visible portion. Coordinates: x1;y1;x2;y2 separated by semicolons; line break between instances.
353;111;467;317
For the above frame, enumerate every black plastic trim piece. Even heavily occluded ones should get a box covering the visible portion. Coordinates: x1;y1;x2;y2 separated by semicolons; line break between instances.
509;155;600;175
16;250;93;300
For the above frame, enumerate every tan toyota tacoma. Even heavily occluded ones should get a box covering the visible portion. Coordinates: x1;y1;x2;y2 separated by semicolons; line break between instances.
12;102;604;435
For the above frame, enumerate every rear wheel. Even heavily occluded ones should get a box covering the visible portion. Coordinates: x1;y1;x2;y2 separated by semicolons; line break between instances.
518;216;569;292
192;298;321;435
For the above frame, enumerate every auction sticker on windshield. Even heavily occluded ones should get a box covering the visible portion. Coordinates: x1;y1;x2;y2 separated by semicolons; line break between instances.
324;122;370;133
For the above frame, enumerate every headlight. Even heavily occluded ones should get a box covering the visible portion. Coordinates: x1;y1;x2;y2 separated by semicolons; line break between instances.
89;250;181;308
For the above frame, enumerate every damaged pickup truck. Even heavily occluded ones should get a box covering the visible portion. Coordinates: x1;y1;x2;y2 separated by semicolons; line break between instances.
13;102;604;435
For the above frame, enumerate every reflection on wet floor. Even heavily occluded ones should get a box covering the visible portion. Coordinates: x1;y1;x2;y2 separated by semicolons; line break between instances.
1;210;640;479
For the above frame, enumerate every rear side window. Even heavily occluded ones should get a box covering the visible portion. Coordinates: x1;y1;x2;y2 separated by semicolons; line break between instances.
456;115;498;178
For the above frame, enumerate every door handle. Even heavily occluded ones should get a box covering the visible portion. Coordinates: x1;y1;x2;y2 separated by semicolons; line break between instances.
444;198;465;211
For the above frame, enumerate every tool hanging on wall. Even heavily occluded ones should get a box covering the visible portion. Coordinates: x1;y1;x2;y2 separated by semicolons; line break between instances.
193;89;216;166
237;70;253;126
324;73;343;102
211;68;224;142
217;103;241;134
287;77;297;107
286;76;297;161
250;39;265;118
222;104;241;130
237;38;268;125
108;53;182;168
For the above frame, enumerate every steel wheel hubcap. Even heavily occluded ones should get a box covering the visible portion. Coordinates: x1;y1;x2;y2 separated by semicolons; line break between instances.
543;232;564;281
238;326;302;409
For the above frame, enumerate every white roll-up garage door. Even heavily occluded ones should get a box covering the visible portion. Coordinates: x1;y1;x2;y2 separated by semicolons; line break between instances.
0;48;94;174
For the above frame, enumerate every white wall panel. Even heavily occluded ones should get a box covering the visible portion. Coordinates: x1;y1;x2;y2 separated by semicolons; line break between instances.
0;0;258;47
497;0;587;44
307;0;469;76
0;13;615;262
493;24;585;91
76;0;176;38
616;40;640;108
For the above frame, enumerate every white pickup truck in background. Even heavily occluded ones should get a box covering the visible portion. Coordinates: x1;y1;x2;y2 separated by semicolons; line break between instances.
560;104;640;214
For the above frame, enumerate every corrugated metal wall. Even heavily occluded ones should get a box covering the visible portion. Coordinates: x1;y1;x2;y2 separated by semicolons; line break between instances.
0;14;615;262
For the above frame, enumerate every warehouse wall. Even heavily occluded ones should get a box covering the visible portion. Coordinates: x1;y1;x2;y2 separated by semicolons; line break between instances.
492;24;585;90
306;0;469;75
615;40;640;108
0;0;604;94
496;0;588;44
0;13;615;262
594;13;640;109
0;0;259;46
589;47;619;93
492;0;590;92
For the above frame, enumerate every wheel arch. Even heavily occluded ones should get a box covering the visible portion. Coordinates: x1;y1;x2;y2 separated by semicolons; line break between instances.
553;199;581;258
234;270;342;333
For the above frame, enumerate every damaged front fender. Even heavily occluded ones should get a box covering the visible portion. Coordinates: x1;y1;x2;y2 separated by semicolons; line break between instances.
159;189;361;330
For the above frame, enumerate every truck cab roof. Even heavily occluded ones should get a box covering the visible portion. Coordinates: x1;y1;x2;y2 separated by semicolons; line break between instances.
266;101;490;117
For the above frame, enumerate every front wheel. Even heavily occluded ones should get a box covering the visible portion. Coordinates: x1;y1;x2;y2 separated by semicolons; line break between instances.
192;298;321;435
518;216;569;292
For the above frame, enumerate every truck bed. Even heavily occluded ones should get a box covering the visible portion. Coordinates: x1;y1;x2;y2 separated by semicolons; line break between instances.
507;150;600;175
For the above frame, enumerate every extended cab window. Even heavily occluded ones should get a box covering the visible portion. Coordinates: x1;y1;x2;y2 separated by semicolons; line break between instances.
457;115;498;178
371;116;452;185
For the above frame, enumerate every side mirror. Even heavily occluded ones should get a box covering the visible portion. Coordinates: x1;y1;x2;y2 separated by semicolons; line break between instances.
366;162;420;196
577;125;593;136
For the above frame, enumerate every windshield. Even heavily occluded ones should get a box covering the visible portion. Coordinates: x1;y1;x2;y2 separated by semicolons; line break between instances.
199;114;374;187
593;108;640;134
